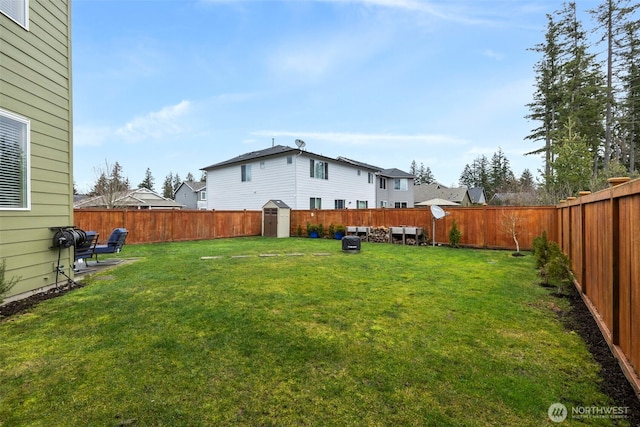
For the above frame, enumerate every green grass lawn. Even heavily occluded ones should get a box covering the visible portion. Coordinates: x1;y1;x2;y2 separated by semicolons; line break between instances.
0;238;621;426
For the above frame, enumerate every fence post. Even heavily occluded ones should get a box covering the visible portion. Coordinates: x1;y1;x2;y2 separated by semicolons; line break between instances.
611;195;620;346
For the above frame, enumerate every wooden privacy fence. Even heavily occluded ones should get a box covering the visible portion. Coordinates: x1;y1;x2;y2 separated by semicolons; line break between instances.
290;206;557;251
73;209;262;244
558;178;640;394
75;206;558;250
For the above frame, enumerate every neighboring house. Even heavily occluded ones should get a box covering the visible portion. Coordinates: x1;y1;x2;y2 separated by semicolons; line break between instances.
336;157;416;208
0;0;74;300
468;187;487;205
376;168;415;208
174;181;207;210
74;188;185;210
414;183;472;207
202;145;381;210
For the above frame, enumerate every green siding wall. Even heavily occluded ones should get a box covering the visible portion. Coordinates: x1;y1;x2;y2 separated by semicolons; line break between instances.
0;0;73;298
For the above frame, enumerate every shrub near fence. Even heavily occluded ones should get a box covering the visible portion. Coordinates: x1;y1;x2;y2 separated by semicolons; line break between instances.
75;206;558;249
290;206;557;251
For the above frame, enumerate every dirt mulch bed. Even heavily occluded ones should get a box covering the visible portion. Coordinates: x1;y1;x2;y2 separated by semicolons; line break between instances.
552;284;640;425
0;281;85;319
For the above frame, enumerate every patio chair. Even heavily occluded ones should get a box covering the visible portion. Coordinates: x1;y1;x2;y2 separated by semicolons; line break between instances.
73;231;99;268
94;228;128;262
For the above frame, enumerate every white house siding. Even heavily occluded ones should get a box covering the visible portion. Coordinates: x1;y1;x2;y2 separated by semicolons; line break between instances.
295;155;375;210
206;153;376;210
208;154;297;210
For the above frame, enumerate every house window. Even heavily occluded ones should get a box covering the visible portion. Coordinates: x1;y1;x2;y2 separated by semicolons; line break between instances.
310;197;322;209
0;0;28;30
0;108;30;210
309;159;328;180
241;164;251;182
394;178;408;191
260;161;265;169
394;202;408;208
357;200;368;209
287;156;292;164
379;178;386;189
199;191;206;201
334;199;345;209
368;173;374;184
357;170;361;176
380;201;388;208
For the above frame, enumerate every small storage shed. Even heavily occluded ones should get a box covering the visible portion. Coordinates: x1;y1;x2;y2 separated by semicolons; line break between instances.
262;200;291;238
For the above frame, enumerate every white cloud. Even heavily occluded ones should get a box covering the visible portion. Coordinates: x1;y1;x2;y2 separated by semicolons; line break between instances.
252;130;467;147
74;125;113;147
115;100;192;143
482;49;504;61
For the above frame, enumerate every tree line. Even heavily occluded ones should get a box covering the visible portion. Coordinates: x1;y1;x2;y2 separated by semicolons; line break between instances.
79;161;205;201
526;0;640;199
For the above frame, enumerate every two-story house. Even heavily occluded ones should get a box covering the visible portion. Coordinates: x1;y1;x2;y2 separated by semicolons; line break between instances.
202;145;380;210
1;0;74;299
337;158;416;208
376;168;415;208
174;181;207;210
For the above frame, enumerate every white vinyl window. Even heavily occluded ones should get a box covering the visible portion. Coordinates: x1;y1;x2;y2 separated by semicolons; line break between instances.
310;197;322;209
357;200;368;209
241;164;251;182
309;159;328;180
0;0;29;30
0;108;30;210
199;191;206;201
394;178;408;191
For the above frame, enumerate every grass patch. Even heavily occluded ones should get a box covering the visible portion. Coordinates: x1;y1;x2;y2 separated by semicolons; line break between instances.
0;238;620;426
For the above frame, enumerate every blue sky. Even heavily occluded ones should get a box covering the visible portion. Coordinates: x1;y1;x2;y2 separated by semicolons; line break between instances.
72;0;595;193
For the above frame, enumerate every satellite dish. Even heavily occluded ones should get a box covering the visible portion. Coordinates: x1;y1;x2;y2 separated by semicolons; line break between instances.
430;205;445;220
295;139;306;149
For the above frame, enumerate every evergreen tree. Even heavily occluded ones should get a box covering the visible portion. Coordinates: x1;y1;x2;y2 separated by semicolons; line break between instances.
617;18;640;173
409;160;418;178
185;172;195;182
162;173;174;199
138;167;155;190
519;169;536;192
89;160;130;208
590;0;640;170
556;2;606;174
200;171;207;182
526;14;563;183
489;148;515;196
527;2;606;189
420;164;435;184
172;173;181;193
459;155;490;194
551;118;594;198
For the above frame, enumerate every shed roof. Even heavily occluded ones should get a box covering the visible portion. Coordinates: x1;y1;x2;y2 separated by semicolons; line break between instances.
263;199;291;209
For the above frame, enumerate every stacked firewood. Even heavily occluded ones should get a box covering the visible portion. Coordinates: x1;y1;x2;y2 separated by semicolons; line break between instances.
368;226;390;243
